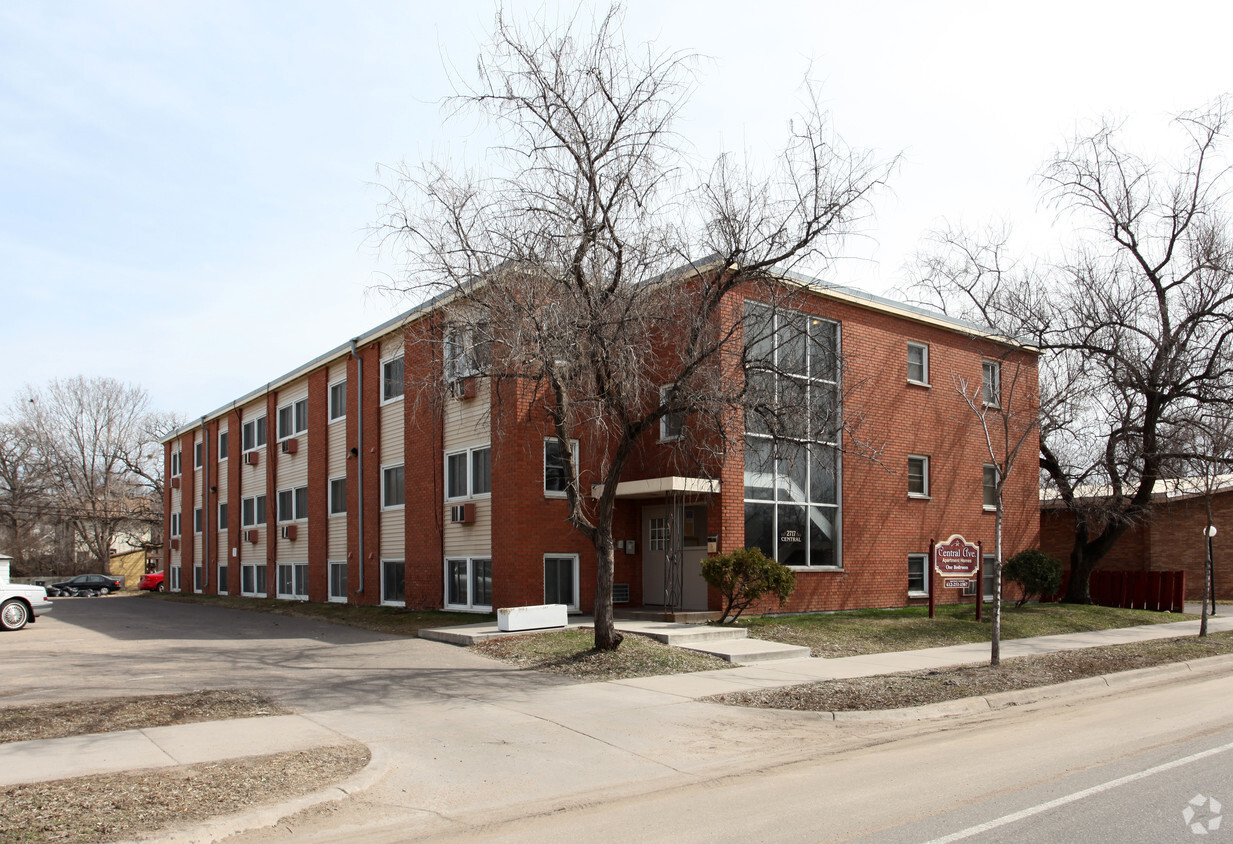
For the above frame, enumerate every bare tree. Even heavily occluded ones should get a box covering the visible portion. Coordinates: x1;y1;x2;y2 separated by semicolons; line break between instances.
378;6;894;649
907;97;1233;603
0;419;54;575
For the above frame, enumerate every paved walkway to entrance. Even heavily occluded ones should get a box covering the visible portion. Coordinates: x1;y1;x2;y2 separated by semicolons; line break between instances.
6;613;1232;792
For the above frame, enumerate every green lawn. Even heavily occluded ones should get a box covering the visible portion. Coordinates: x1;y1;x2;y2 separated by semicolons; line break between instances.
142;591;491;636
741;603;1200;658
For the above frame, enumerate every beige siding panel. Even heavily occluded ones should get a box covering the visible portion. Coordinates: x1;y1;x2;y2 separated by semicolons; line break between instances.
328;515;347;559
380;509;405;558
442;380;491;450
278;444;309;488
442;498;492;557
380;401;404;463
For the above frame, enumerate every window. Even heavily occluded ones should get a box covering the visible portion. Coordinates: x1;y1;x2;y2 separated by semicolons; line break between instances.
446;445;491;499
659;385;684;441
170;511;181;538
278;398;308;440
445;324;490;381
241;563;266;597
217;563;228;595
329;561;347;602
277;562;309;599
277;486;308;522
908;455;930;498
908;553;929;596
329;381;346;422
241;494;267;527
742;302;842;568
648;517;667;550
193;507;203;534
381;559;405;606
194;442;203;469
329;477;347;516
218;502;228;531
218;430;229;461
170;566;180;591
382;356;405;402
446;557;493;610
193;565;203;592
171;450;181;477
383;465;405;508
544;438;579;496
982;360;1001;407
544;555;579;610
907;342;929;385
983;554;998;601
242;416;267;452
983;464;998;510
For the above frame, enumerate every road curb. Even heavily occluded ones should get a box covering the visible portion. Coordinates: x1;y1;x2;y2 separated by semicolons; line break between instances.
143;741;390;844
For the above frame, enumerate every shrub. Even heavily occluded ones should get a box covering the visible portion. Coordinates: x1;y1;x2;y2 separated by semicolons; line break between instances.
1002;549;1063;608
701;547;795;623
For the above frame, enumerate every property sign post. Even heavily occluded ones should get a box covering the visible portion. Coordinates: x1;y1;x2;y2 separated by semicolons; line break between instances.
928;538;936;619
975;540;983;622
932;534;981;620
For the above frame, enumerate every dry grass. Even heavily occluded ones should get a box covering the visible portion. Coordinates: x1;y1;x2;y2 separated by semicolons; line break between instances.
0;744;370;843
472;627;734;681
143;591;491;636
0;690;289;745
741;603;1197;658
712;631;1233;712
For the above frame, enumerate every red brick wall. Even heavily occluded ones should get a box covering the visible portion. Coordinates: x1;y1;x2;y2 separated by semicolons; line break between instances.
404;319;445;609
307;369;329;601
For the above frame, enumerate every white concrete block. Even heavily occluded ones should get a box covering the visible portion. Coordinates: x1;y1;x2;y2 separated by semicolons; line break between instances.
497;604;568;632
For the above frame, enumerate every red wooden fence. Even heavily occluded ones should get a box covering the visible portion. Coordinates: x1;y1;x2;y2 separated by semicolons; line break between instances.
1042;570;1186;613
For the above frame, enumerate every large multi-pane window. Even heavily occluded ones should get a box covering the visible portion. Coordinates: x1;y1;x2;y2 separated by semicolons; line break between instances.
446;445;491;499
277;398;308;440
277;486;308;522
242;416;267;452
446;557;492;610
277;562;309;599
743;302;841;568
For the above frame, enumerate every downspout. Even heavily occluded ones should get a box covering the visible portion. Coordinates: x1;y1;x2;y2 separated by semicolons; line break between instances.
350;339;365;595
199;416;209;590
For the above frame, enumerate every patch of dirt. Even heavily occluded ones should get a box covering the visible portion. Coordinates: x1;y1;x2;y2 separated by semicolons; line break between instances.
0;744;370;844
0;690;290;744
710;633;1233;712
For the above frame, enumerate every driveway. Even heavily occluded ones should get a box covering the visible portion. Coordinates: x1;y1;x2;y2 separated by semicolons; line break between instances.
0;595;569;711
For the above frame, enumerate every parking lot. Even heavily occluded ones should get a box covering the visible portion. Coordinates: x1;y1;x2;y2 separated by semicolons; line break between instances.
0;595;563;711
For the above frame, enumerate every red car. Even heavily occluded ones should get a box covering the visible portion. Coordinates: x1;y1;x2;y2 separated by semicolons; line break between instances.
138;572;165;592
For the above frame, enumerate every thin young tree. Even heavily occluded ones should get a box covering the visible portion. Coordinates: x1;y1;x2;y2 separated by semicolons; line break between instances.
378;6;894;649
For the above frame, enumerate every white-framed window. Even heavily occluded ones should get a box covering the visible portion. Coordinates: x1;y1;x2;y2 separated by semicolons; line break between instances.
217;562;228;595
193;564;204;593
277;397;308;440
382;464;405;509
982;360;1001;407
983;464;998;510
743;302;842;568
241;563;266;597
446;445;491;500
329;477;347;516
544;555;579;611
381;559;406;606
218;502;228;532
241;494;267;527
908;455;930;498
908;553;929;597
329;381;346;422
445;323;490;381
659;385;684;442
171;449;181;477
194;441;203;469
382;356;405;403
193;507;203;534
983;553;998;601
218;429;229;461
907;341;929;386
169;566;181;591
648;517;668;551
446;557;493;610
242;416;267;452
277;486;308;522
170;511;181;538
544;438;579;497
328;561;347;602
277;562;309;600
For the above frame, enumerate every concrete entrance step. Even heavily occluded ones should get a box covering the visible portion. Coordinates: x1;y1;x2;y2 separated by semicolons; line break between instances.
615;608;722;623
613;619;747;646
676;637;812;664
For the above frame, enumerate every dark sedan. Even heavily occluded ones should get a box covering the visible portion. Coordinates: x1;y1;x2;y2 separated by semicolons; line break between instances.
48;574;124;596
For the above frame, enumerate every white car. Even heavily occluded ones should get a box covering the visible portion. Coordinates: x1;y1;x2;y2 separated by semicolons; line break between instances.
1;583;54;631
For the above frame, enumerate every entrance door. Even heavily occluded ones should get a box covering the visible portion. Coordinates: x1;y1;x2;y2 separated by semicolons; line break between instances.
642;505;668;606
642;503;709;610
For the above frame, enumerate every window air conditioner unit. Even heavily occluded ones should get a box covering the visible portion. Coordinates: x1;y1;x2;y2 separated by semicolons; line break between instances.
449;503;476;524
244;451;260;466
171;476;181;490
280;525;298;540
281;438;298;454
170;538;180;551
244;529;259;543
450;376;477;400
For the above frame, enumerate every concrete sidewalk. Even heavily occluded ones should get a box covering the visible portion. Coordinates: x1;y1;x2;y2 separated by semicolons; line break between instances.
5;613;1232;791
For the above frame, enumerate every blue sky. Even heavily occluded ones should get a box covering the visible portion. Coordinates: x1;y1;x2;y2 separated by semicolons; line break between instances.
3;0;1231;417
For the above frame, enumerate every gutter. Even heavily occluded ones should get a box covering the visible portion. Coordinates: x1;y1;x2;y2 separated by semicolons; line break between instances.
350;339;364;595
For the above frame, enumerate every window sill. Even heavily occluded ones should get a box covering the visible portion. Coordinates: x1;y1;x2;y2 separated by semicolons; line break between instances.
328;596;347;604
908;591;930;599
328;416;346;425
380;395;405;407
908;493;931;501
381;504;406;512
906;379;931;388
329;511;346;518
544;491;568;499
784;565;844;573
983;505;997;512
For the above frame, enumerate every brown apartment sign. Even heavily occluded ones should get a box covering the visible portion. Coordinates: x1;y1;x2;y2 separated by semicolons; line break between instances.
934;534;980;577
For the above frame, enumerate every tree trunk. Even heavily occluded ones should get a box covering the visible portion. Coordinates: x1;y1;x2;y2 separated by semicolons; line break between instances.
991;501;1003;666
592;527;623;651
1063;517;1092;603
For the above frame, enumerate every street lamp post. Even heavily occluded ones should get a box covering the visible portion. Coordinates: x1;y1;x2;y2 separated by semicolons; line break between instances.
1202;524;1217;637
